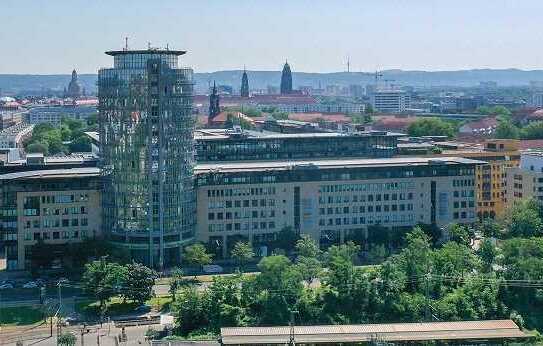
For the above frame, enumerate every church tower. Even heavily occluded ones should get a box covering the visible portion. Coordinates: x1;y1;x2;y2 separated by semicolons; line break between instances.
240;68;249;97
280;61;293;95
209;81;220;121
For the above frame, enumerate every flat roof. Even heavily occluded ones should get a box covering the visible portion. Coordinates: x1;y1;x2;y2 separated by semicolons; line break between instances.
0;167;100;181
105;49;186;56
221;320;528;344
194;129;404;141
195;157;485;174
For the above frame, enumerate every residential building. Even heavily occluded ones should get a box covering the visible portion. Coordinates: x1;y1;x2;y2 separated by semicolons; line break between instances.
0;122;34;149
27;100;97;126
506;151;543;206
98;48;195;269
195;157;481;257
0;167;101;270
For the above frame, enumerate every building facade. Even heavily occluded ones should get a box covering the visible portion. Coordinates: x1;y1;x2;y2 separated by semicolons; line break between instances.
0;168;101;270
195;130;400;162
195;157;480;258
98;49;195;269
370;87;410;113
506;151;543;206
27;103;97;126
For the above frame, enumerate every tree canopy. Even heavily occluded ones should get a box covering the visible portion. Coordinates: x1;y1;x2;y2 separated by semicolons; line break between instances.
407;118;455;137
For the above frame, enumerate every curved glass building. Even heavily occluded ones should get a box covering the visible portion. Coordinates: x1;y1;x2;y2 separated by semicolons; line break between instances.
98;49;195;269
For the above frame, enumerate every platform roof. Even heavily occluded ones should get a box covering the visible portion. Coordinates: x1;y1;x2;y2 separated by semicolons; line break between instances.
221;320;528;345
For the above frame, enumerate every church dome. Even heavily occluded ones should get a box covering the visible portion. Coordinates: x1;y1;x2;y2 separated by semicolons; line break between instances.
66;69;82;98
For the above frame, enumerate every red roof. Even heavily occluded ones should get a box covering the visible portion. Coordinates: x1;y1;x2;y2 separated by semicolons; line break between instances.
459;116;498;133
372;116;418;131
521;140;543;150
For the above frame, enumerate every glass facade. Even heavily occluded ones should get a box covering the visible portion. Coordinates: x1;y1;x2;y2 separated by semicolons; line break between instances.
196;133;398;162
99;50;195;269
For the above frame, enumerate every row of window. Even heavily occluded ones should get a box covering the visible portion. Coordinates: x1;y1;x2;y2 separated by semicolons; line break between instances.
319;182;415;193
453;201;475;208
208;210;276;220
208;199;277;209
209;221;277;233
319;192;414;204
319;204;414;215
207;187;276;198
39;194;90;204
24;218;89;229
452;179;475;187
25;229;89;241
319;214;416;226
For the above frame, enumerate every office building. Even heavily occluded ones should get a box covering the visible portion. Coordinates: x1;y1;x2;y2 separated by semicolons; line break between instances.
195;157;481;257
370;86;410;113
195;129;401;162
0;167;101;270
28;101;97;126
98;48;195;269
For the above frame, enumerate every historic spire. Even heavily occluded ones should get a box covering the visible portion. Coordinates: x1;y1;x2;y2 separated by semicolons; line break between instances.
280;61;293;95
240;67;249;98
209;81;220;121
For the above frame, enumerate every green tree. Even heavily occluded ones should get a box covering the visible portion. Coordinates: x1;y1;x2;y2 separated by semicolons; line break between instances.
503;199;543;237
184;243;213;272
122;262;157;305
26;142;49;155
295;235;320;258
81;257;127;308
69;135;92;152
478;239;497;272
407;118;455;137
273;226;300;254
57;332;76;346
494;120;520;139
447;224;473;246
521;121;543;139
169;267;191;301
172;286;209;336
231;241;255;272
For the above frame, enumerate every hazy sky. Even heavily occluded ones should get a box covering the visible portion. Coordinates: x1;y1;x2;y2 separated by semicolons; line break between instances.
2;0;543;74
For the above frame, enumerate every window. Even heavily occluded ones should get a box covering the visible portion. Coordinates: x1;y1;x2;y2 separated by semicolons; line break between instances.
53;232;60;239
81;218;88;226
71;219;79;227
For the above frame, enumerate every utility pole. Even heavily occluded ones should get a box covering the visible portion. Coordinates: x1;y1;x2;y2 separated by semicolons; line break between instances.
424;273;431;322
57;281;63;336
80;327;85;346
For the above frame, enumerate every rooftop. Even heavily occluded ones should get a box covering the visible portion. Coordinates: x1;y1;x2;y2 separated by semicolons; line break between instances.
0;167;100;181
195;156;484;174
194;129;403;141
221;320;527;345
105;49;186;56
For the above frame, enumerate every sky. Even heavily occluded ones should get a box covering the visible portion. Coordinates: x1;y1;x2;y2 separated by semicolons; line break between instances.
2;0;543;74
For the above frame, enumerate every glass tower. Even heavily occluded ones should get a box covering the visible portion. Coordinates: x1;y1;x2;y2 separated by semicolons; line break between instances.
98;49;195;269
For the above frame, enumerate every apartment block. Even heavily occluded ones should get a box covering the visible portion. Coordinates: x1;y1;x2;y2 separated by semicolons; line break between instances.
506;151;543;206
0;167;101;270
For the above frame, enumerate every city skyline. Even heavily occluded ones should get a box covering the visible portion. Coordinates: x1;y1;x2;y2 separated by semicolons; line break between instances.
2;0;543;74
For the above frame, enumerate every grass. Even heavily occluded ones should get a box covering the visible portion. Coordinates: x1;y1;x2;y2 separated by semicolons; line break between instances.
76;295;173;317
0;307;43;326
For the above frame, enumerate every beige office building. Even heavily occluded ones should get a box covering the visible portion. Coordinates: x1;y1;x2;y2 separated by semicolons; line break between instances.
506;151;543;207
195;157;481;258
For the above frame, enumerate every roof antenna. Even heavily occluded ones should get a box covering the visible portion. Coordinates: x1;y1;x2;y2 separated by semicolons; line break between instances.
124;37;128;51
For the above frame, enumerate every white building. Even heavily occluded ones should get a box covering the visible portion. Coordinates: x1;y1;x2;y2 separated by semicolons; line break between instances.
0;122;34;149
370;86;410;113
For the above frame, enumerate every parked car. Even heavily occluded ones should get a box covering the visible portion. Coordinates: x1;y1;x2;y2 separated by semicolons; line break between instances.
203;264;224;274
134;304;151;314
23;281;38;289
0;283;14;289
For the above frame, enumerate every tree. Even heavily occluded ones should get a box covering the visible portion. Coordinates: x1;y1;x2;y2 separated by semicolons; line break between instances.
26;142;49;155
447;224;473;246
169;267;190;301
295;235;320;258
503;199;543;237
494;120;519;139
521;121;543;139
184;243;213;272
57;332;76;346
122;262;157;305
273;226;300;254
231;241;255;272
478;239;497;272
407;118;455;137
81;257;127;308
69;135;92;152
171;286;209;336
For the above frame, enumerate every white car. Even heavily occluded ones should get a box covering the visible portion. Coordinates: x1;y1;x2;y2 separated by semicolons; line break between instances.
0;283;14;289
23;281;38;289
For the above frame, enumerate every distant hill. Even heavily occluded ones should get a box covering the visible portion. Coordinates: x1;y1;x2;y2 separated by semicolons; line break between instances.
2;68;543;95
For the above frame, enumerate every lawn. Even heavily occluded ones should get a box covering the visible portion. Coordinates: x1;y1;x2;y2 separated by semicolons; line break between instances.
76;295;173;318
0;306;43;326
